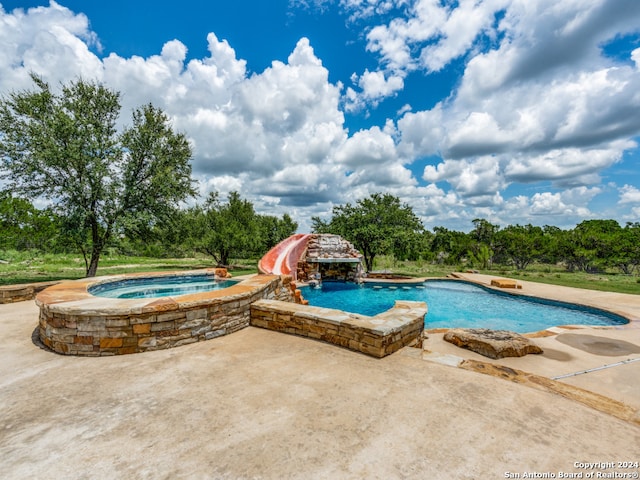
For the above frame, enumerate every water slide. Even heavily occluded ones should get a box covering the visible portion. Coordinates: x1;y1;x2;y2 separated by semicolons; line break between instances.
258;234;313;280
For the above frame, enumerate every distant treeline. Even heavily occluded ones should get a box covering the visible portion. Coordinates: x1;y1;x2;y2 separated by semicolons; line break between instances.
0;191;297;267
2;191;639;275
311;194;640;275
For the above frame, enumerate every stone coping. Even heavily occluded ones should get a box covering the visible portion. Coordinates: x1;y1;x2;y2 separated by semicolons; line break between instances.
35;269;271;315
250;299;427;357
0;280;61;304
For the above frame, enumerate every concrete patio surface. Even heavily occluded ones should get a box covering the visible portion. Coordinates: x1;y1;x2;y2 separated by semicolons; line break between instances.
1;278;640;479
424;273;640;412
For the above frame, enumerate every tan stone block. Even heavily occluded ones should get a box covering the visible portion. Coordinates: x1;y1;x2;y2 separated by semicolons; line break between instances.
249;319;266;328
307;324;326;335
69;344;95;353
51;334;76;344
338;327;361;341
156;329;179;338
360;343;384;358
122;336;138;347
156;311;187;323
185;308;208;321
151;320;175;332
117;347;137;355
76;320;108;333
99;337;123;348
129;314;157;325
325;334;350;348
133;323;151;334
47;316;66;328
52;341;70;354
50;327;78;337
362;334;383;348
178;319;205;330
74;336;93;345
105;318;130;327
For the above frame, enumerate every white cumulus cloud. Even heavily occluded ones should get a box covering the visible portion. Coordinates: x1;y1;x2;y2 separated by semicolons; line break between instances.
1;0;640;232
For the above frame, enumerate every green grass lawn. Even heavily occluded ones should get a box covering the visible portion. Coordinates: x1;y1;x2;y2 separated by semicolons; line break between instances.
504;268;640;295
374;256;640;295
1;250;639;295
0;250;258;285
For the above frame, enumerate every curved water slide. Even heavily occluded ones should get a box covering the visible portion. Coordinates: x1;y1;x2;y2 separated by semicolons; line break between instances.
258;234;313;280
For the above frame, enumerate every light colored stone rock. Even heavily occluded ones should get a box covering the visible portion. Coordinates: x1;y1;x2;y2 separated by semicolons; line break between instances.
443;328;543;359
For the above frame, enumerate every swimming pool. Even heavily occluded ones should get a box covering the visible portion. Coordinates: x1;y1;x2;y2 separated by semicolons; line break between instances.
301;280;628;333
89;274;238;299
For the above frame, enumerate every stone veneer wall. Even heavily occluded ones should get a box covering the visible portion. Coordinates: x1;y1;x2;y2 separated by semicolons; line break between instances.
37;273;295;356
305;234;362;260
250;299;426;358
0;281;61;304
297;234;363;282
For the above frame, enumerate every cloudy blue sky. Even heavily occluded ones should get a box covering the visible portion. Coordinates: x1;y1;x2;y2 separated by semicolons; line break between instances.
1;0;639;232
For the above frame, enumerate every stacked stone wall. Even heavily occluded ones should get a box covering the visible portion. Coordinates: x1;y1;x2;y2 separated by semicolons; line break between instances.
0;281;61;304
304;234;361;260
297;234;363;282
250;299;426;358
37;274;295;356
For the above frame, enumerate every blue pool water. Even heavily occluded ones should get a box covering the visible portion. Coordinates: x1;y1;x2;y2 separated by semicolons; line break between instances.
89;274;238;299
301;280;628;333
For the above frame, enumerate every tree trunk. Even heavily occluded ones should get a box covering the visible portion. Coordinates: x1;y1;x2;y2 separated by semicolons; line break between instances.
86;247;101;277
364;253;375;272
219;246;231;267
86;216;107;277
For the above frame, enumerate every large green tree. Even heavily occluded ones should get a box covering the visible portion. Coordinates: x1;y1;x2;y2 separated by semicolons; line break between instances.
607;222;640;275
567;220;621;272
256;213;298;252
494;224;545;270
187;191;260;266
312;193;424;271
0;75;195;276
0;192;60;251
468;218;499;268
429;226;472;265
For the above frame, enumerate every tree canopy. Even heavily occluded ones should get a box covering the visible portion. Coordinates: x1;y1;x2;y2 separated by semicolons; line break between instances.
0;192;60;251
0;75;195;276
312;193;424;271
494;224;545;270
184;191;298;266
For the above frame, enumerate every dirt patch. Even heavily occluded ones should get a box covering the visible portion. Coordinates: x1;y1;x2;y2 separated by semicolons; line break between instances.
555;333;640;357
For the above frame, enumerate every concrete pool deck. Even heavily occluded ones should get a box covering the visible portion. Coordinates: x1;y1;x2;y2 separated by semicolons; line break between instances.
1;277;639;478
424;273;640;415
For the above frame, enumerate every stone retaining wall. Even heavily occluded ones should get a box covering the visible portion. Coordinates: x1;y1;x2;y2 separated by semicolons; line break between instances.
0;281;61;304
250;299;427;358
37;273;295;356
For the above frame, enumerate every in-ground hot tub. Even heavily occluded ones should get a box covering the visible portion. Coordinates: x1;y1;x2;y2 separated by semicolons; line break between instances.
88;273;239;299
36;270;296;356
